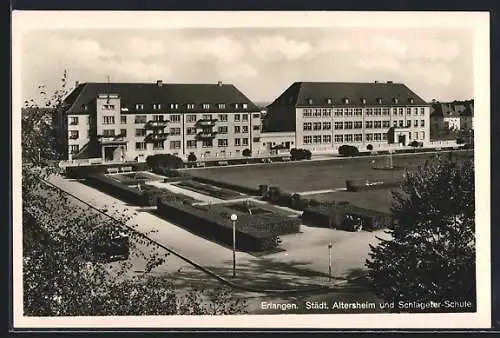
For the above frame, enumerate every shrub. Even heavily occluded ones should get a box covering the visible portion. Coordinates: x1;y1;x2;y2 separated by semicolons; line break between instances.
409;140;420;148
242;148;252;157
187;152;197;162
156;199;296;251
290;148;312;161
338;145;359;157
367;144;374;151
146;154;184;171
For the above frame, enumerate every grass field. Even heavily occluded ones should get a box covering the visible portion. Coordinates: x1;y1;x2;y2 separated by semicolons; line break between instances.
306;188;398;214
186;150;473;193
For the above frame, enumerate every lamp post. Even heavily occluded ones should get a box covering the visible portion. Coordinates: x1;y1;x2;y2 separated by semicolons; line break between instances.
230;214;238;277
328;241;332;282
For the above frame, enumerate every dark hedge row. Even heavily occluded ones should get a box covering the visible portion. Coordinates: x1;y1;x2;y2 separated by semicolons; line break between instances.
65;162;149;179
302;203;391;231
175;180;242;200
156;199;280;252
86;174;196;206
191;176;260;196
345;179;401;192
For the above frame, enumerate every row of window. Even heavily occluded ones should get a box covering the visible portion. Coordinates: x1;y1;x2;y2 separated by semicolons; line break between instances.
302;131;426;144
303;107;426;118
133;138;256;151
133;102;250;111
303;119;425;131
304;97;417;105
97;113;260;125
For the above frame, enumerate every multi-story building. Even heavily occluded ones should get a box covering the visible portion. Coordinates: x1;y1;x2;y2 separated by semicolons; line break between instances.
264;81;431;153
430;100;474;132
55;80;264;162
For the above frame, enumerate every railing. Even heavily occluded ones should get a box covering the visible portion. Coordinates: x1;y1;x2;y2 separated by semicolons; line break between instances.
145;133;169;142
196;118;218;127
196;131;217;139
146;120;169;129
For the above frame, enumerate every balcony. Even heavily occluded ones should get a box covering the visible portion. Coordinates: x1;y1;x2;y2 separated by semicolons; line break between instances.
146;120;169;129
196;118;218;127
144;133;169;142
196;131;217;140
97;134;127;145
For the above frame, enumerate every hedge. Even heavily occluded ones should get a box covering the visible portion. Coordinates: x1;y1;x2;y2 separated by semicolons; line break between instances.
302;203;391;231
86;174;196;206
191;176;260;195
157;199;279;251
175;180;242;200
65;162;149;179
345;179;401;192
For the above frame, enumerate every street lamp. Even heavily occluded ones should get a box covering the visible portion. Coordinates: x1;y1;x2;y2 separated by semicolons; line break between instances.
328;241;333;282
230;213;238;277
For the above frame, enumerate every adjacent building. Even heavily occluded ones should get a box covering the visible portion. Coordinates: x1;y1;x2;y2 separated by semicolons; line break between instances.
430;100;474;133
264;81;431;153
55;81;264;162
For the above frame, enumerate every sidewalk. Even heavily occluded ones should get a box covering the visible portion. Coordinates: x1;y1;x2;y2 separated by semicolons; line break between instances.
48;175;386;292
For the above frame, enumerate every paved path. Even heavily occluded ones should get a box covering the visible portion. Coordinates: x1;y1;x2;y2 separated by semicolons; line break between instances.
48;175;388;292
146;180;225;203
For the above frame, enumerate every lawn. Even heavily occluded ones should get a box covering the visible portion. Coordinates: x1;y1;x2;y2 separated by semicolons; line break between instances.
186;150;473;193
305;188;398;214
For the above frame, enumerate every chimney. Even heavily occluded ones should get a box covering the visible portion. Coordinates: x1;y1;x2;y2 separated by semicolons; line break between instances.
374;80;379;83
156;80;163;87
387;81;393;84
217;81;223;87
75;81;79;87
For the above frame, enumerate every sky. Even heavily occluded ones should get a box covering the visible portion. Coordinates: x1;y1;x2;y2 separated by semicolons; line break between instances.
20;27;473;104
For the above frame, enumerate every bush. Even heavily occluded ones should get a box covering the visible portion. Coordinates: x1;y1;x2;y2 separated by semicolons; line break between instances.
146;154;184;171
242;148;252;157
187;152;197;162
345;179;401;192
338;145;359;157
367;144;373;151
156;199;298;251
191;176;260;195
302;204;391;231
409;140;420;148
290;148;312;161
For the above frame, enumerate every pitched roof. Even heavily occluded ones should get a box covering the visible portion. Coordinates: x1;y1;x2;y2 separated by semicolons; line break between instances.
430;102;473;117
268;81;428;107
63;82;260;114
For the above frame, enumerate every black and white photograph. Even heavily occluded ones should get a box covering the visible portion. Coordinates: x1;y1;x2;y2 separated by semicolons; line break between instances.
11;11;490;329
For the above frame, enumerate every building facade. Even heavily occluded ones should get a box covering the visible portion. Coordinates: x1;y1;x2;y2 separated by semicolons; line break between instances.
264;81;431;153
430;101;474;133
56;81;264;162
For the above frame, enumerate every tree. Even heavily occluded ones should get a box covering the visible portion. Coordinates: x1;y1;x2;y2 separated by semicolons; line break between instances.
242;148;251;157
366;156;475;310
187;152;197;162
22;72;247;316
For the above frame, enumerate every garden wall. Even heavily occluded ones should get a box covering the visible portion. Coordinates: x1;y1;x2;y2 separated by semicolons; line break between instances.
66;162;149;179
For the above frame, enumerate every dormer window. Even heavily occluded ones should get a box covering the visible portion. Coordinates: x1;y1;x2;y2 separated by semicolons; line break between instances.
187;103;195;109
326;98;332;104
393;98;399;104
343;98;349;104
376;98;383;104
307;98;313;105
135;103;144;110
202;103;210;109
242;103;248;109
234;103;239;109
408;98;414;104
153;103;161;110
81;104;88;111
170;103;178;109
218;103;226;109
360;98;366;104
